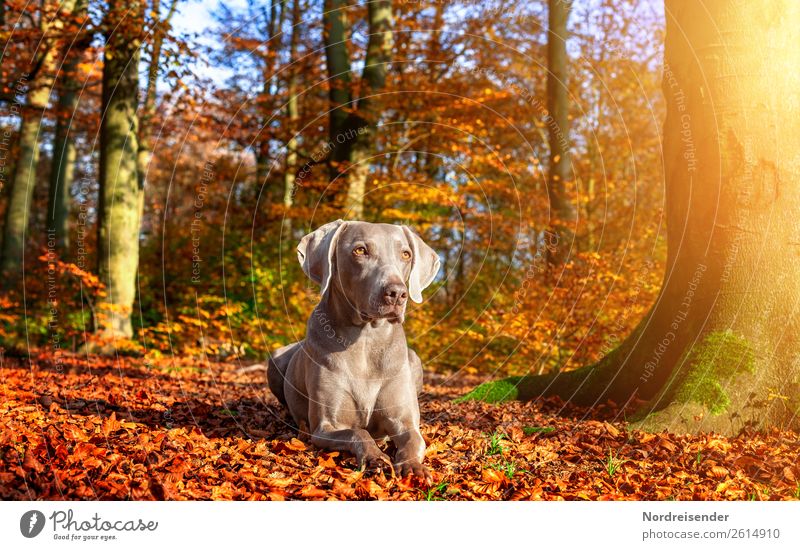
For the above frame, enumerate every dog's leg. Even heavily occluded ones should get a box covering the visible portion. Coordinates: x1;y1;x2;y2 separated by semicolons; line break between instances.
407;348;423;395
311;426;393;474
389;424;431;482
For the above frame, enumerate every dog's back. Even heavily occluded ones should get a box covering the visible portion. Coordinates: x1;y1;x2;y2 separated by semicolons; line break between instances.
267;341;302;406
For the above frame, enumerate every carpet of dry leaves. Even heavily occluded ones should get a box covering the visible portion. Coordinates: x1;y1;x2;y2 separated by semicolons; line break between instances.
1;353;798;501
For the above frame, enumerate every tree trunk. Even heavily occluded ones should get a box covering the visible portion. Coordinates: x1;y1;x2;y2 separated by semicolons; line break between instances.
47;103;77;257
281;0;301;239
1;107;46;278
322;0;392;217
254;141;270;190
323;0;352;177
464;0;800;435
137;0;178;194
47;0;88;258
545;0;577;265
1;0;77;277
255;0;285;191
344;0;393;219
97;0;143;339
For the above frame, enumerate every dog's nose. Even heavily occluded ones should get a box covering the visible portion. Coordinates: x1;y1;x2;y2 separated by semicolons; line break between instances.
383;282;408;306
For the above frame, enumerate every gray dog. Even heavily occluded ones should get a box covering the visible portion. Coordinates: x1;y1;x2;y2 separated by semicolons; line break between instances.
268;220;440;480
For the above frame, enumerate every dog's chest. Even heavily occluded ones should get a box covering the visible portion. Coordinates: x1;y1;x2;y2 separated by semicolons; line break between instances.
345;377;382;426
328;340;404;426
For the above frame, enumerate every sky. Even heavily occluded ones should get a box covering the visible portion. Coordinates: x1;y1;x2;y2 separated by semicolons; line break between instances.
166;0;666;89
170;0;240;86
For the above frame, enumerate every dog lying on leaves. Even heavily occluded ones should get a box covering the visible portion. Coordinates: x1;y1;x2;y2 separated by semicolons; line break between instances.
268;220;440;480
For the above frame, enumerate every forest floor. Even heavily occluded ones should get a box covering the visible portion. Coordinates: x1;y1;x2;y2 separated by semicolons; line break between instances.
1;352;798;501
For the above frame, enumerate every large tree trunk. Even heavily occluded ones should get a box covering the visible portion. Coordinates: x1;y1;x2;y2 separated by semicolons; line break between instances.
96;0;143;339
545;0;577;265
1;0;77;277
47;0;88;258
465;0;800;435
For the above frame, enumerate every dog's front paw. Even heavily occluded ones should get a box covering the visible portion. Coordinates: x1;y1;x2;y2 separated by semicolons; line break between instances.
359;449;395;476
394;459;432;483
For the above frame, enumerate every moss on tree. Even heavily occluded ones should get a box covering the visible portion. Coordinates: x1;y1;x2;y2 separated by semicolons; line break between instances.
630;330;757;430
671;330;755;414
455;377;521;403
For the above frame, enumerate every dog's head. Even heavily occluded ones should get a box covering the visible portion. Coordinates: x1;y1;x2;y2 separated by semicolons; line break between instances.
297;220;440;324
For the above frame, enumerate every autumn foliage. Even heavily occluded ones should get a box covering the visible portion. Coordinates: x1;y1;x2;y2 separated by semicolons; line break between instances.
2;354;798;500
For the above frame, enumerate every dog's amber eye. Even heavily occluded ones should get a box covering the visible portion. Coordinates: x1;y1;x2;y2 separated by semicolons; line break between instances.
353;246;367;256
401;250;412;261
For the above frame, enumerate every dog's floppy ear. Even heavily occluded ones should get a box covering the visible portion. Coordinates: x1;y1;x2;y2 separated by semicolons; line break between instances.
297;219;347;297
401;225;441;303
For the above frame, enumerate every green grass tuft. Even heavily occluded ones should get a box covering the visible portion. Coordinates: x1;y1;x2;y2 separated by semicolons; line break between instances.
605;449;622;477
423;481;449;501
487;460;527;479
486;431;506;456
523;426;556;435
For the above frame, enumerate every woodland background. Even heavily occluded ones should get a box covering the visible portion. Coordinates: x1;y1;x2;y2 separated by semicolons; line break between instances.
0;0;665;376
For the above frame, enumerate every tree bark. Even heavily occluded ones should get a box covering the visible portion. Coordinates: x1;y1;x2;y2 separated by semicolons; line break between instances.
545;0;577;265
47;0;88;258
323;0;352;176
281;0;301;239
323;0;393;218
255;0;286;190
97;0;143;339
1;0;77;277
344;0;393;219
1;107;46;278
465;0;800;435
137;0;178;194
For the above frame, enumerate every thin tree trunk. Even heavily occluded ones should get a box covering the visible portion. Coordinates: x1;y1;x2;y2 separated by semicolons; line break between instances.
137;0;178;193
47;0;88;257
465;0;800;435
1;0;77;277
282;0;301;239
545;0;577;265
422;0;444;180
255;0;286;190
97;0;143;339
